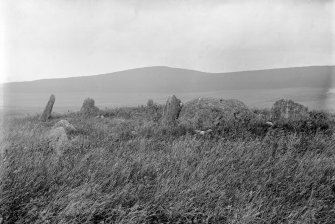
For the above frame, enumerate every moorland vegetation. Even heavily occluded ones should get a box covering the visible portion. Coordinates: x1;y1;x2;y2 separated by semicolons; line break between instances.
0;97;334;223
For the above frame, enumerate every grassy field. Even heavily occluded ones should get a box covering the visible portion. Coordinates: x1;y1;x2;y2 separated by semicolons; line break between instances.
1;102;335;223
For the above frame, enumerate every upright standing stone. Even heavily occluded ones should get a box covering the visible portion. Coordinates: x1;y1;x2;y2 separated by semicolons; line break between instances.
161;95;182;126
39;94;55;122
80;98;99;117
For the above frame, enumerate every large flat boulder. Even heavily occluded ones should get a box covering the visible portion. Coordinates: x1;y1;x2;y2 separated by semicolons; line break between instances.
178;98;252;129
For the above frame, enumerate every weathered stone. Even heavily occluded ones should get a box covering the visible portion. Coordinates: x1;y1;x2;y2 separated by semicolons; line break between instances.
48;127;69;156
161;95;182;125
195;129;213;135
147;99;155;107
265;121;274;126
53;120;76;132
39;94;55;121
271;99;309;121
179;97;252;129
80;98;99;117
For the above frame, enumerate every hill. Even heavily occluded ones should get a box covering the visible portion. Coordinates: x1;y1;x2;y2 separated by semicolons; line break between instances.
3;66;334;93
1;66;334;113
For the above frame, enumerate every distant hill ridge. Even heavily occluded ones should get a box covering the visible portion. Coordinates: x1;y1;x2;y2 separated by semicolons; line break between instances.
2;66;334;94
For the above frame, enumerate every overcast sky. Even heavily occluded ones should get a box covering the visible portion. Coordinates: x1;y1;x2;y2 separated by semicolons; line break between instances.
0;0;334;83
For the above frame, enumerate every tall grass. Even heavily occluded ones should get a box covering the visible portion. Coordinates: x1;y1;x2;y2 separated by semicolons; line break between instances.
0;105;334;223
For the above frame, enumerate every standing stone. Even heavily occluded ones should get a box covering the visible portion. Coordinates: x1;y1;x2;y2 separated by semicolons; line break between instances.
271;99;309;121
161;95;182;126
39;94;55;122
80;98;99;117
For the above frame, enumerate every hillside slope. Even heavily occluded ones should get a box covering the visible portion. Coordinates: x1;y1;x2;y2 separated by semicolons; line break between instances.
1;66;334;112
2;66;334;93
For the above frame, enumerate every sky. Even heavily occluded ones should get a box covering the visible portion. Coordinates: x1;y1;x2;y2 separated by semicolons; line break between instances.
0;0;334;83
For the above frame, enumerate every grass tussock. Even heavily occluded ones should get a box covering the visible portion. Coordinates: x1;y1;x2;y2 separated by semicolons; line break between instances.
0;104;335;223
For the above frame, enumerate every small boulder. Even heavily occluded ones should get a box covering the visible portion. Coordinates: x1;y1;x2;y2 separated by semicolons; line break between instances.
53;120;76;132
48;127;69;156
179;98;252;129
161;95;183;126
265;121;274;127
271;99;309;121
39;94;55;121
80;98;99;117
195;129;213;135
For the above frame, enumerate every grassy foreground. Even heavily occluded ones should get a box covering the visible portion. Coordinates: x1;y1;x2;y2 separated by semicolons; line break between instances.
1;103;335;223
